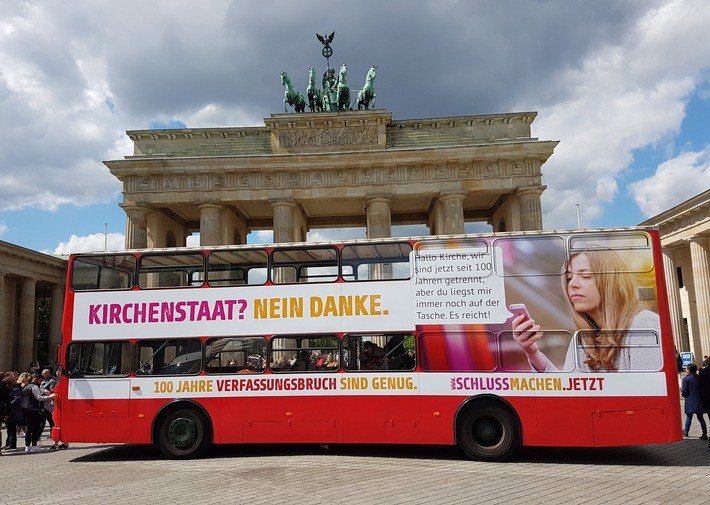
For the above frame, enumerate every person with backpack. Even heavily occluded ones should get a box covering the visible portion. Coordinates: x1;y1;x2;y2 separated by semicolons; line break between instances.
3;376;23;450
20;372;54;453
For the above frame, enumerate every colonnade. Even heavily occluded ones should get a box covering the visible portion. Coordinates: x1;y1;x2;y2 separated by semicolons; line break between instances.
0;241;66;371
122;189;545;249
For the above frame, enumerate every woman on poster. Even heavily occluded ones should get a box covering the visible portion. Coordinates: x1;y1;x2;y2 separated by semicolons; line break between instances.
512;249;662;372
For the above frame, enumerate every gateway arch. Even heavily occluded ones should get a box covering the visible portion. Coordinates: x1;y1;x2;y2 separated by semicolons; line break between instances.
105;109;557;248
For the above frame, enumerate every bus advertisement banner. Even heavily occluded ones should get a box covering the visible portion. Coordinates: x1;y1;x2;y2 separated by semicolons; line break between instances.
72;280;414;340
71;233;663;374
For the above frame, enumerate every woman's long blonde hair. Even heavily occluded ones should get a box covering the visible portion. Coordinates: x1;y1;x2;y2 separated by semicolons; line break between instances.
17;371;32;388
562;250;639;370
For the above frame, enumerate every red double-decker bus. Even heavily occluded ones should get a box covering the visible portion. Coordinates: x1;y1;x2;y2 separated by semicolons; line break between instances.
52;227;682;460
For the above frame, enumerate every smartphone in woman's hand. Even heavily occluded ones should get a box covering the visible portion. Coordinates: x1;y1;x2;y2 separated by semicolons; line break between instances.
509;303;530;321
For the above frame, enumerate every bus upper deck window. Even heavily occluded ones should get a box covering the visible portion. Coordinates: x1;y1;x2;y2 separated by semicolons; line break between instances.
71;254;136;291
207;249;268;286
138;253;205;289
341;242;412;281
271;247;338;284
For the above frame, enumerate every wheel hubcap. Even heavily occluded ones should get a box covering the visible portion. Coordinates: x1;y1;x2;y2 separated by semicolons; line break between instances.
474;417;501;446
168;417;196;448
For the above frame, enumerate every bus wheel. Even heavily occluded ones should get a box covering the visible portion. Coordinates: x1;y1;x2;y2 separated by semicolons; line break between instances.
458;402;519;462
157;408;209;459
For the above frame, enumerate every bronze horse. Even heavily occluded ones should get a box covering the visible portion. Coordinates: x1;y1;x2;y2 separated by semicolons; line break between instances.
280;71;306;113
356;65;377;110
336;63;351;111
307;68;323;113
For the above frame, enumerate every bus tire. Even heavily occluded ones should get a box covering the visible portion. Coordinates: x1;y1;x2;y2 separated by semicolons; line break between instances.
458;401;519;462
157;407;210;459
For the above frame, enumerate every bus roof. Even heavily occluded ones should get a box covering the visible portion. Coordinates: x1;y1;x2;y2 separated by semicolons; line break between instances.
69;226;659;257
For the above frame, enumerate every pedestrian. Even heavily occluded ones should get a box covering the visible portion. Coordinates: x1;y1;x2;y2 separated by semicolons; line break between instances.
15;372;30;439
681;364;707;439
20;372;54;453
38;367;57;438
3;376;23;450
676;348;684;373
698;363;710;451
703;355;710;369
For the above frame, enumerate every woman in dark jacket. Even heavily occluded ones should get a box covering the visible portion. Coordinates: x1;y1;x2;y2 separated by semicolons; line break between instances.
682;364;707;439
3;377;23;450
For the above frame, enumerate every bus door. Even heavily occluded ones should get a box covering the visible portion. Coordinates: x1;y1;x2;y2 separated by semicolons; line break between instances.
236;335;343;444
341;334;421;444
64;341;132;442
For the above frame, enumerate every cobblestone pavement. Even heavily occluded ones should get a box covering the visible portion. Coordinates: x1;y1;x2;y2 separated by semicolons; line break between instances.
1;410;708;505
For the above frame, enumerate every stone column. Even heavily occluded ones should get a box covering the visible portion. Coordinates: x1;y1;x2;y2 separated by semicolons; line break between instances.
689;238;710;361
366;196;392;280
0;273;9;371
517;187;545;231
122;204;150;249
366;196;392;239
439;192;466;235
662;248;687;352
49;284;64;361
271;200;297;243
198;203;224;246
17;279;37;370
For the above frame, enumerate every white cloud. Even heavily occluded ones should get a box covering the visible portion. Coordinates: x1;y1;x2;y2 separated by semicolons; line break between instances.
186;234;200;247
52;232;125;254
248;230;273;245
187;104;263;128
630;146;710;217
0;222;7;238
0;3;126;213
308;228;365;243
524;0;710;228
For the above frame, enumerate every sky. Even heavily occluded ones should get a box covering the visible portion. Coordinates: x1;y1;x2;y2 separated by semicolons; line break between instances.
1;0;709;254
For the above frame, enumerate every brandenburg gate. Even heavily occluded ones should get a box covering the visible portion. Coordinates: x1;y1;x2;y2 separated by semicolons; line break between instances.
105;109;557;248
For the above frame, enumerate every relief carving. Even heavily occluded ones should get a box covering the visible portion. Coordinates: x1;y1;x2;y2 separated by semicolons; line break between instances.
214;176;224;188
279;126;378;148
163;179;175;190
138;177;151;191
190;176;204;189
483;163;498;177
240;175;250;186
511;161;524;175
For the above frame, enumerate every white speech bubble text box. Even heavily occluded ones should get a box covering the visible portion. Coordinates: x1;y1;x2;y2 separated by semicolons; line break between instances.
410;245;513;325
